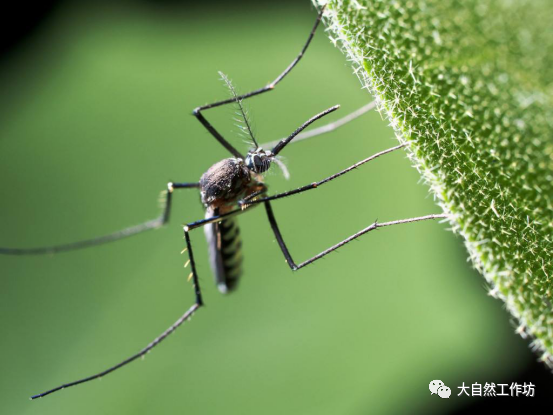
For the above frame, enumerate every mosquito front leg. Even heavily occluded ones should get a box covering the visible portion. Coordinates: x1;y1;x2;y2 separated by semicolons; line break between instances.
260;101;377;149
242;144;408;207
192;6;326;157
0;182;199;255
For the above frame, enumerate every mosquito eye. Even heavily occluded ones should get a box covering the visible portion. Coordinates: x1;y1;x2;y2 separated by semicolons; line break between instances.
246;153;270;173
255;155;272;173
254;155;263;169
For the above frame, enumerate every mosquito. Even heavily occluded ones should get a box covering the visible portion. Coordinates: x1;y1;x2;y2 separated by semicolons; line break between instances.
0;6;447;399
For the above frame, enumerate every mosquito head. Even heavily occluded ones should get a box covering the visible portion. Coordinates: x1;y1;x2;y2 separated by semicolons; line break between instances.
245;148;273;174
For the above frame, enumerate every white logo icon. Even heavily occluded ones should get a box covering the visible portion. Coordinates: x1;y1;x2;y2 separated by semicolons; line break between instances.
429;380;450;398
429;380;444;395
437;385;451;399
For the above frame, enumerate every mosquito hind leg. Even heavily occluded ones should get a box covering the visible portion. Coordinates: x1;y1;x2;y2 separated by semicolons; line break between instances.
0;181;199;255
30;305;202;399
30;222;204;399
192;6;326;158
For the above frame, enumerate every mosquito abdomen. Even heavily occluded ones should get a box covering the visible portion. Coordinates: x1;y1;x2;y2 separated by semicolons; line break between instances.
204;208;243;294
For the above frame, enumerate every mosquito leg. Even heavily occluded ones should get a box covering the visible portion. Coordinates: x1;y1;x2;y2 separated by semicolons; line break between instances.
192;6;326;157
240;144;408;209
184;205;252;232
239;185;268;208
183;227;204;306
264;200;447;270
260;101;377;149
162;182;200;224
0;182;199;255
30;306;201;399
30;227;204;399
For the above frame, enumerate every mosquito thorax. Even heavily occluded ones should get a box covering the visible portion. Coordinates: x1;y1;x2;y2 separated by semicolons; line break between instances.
245;148;272;174
200;158;262;208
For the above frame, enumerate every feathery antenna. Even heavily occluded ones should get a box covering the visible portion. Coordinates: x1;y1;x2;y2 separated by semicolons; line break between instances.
218;71;259;148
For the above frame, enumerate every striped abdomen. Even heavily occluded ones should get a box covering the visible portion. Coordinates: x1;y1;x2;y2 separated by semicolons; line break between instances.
204;208;243;294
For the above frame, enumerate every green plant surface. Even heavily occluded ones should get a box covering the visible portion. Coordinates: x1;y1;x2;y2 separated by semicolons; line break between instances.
317;0;553;363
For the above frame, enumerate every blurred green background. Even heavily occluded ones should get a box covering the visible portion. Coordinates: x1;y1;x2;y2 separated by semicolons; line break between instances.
0;1;542;414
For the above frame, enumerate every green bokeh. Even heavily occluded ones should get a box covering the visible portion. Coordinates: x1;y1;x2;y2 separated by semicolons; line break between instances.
0;2;530;414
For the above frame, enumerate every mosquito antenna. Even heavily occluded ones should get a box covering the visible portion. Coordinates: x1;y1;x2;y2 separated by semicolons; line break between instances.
272;105;339;156
218;71;259;148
